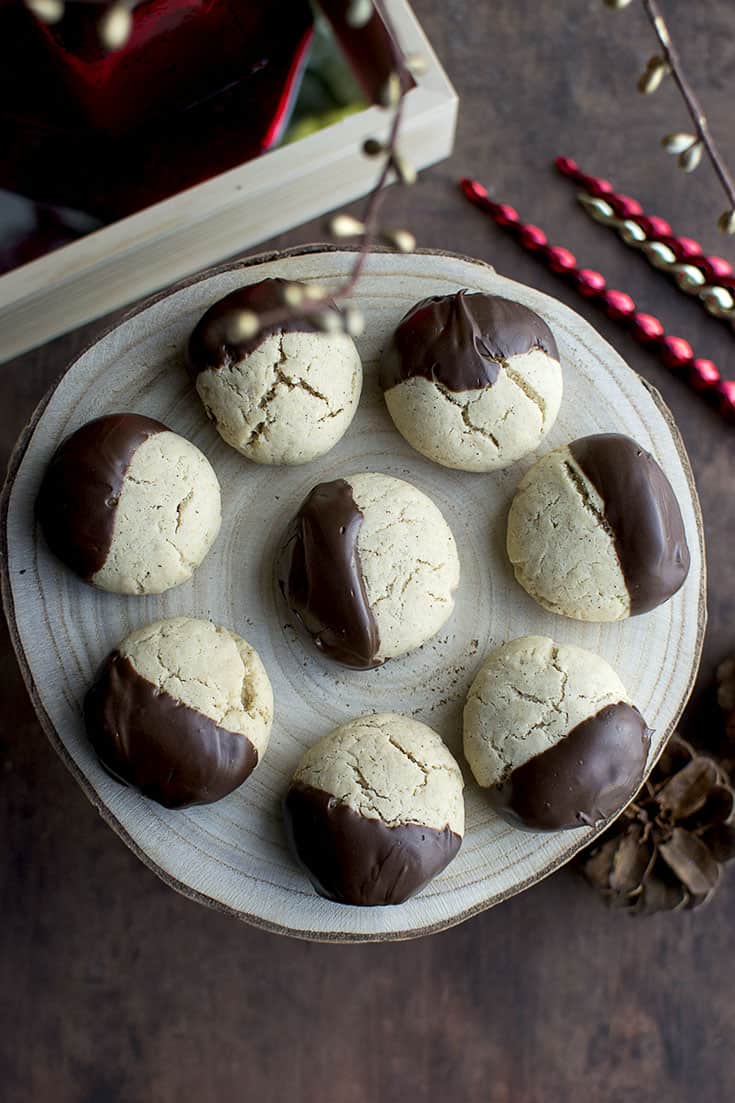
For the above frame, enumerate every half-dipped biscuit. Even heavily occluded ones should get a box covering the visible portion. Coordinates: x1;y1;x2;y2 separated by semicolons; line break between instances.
277;473;460;669
380;290;562;471
84;617;273;808
507;432;690;620
284;713;464;906
463;635;651;831
187;278;362;465
36;413;221;594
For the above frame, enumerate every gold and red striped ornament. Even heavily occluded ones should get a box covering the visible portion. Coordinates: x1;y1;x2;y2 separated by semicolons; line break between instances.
555;157;735;329
458;176;735;424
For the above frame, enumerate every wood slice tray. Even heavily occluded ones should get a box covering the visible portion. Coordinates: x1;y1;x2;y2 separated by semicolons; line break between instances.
1;247;706;941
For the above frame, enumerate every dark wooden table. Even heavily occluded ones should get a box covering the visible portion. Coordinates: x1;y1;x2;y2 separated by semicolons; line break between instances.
2;3;734;1100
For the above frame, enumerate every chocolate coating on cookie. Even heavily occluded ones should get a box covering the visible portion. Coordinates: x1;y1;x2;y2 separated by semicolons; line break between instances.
284;782;462;906
277;479;380;669
380;290;559;394
36;413;165;580
187;278;325;379
84;652;258;809
569;434;690;614
490;701;651;831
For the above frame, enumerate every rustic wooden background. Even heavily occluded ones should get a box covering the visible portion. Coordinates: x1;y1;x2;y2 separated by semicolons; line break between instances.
2;2;734;1100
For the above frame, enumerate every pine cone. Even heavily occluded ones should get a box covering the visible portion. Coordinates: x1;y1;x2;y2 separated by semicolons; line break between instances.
717;658;735;742
578;735;735;915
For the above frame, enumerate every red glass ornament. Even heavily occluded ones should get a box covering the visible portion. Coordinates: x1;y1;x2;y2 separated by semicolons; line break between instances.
518;224;548;250
601;289;635;319
660;335;694;369
579;175;613;198
630;312;664;343
545;245;577;272
608;194;643;219
634;215;672;238
460;178;490;203
698;256;734;281
575;268;606;296
493;203;520;227
717;380;735;420
554;156;579;178
689;359;721;391
657;235;702;261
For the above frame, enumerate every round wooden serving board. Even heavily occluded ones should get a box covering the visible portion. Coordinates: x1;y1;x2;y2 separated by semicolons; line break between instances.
1;248;705;942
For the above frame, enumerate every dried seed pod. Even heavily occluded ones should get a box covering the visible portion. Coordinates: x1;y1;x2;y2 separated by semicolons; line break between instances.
346;0;373;28
661;132;698;154
383;229;416;253
25;0;64;22
638;57;668;94
343;306;365;338
718;210;735;235
99;3;133;50
577;194;615;223
328;214;365;238
679;141;704;173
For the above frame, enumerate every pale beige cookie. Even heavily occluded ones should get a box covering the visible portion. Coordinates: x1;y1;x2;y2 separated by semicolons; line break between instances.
380;290;562;472
284;713;464;906
463;635;650;831
84;617;274;809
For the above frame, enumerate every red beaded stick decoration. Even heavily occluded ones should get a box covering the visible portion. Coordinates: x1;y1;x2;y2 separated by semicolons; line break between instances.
555;157;735;329
458;177;734;423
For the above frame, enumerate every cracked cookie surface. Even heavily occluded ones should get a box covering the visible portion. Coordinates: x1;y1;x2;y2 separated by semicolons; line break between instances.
94;431;221;594
380;290;562;472
194;328;362;465
84;617;273;808
463;635;632;788
291;713;464;833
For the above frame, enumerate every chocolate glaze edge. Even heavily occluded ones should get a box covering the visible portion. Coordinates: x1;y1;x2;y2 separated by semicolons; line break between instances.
284;781;462;907
380;289;559;394
277;478;381;669
83;652;258;809
187;277;334;379
490;701;652;832
569;433;691;615
36;413;167;581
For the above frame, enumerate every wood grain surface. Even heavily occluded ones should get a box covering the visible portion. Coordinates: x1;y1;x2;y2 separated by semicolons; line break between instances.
1;0;734;1098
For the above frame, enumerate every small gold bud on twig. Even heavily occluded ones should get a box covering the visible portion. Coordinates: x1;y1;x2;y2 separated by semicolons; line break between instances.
700;285;735;317
718;210;735;235
390;153;417;186
328;214;365;238
315;311;344;334
362;138;385;157
227;311;260;341
346;0;373;28
25;0;64;23
644;241;677;269
619;219;647;245
378;72;402;109
603;0;633;8
638;56;668;94
282;283;305;307
679;140;703;173
99;4;133;51
578;194;614;223
303;284;326;302
383;229;416;254
344;307;365;338
661;132;698;154
672;263;705;292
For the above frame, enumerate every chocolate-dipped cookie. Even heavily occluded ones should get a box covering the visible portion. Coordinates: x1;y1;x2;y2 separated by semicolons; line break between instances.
380;290;562;471
36;413;221;594
277;473;460;669
84;617;273;808
463;635;651;831
506;432;690;620
284;713;464;906
187;278;362;466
